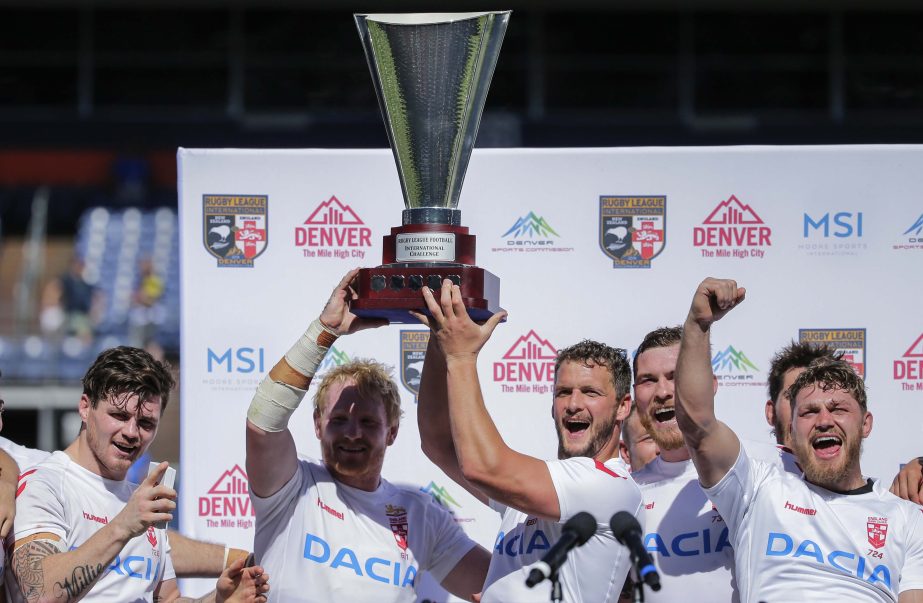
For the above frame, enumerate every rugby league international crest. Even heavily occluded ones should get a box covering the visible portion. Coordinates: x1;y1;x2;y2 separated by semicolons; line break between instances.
203;195;269;268
867;516;888;549
386;504;409;551
400;330;430;398
599;196;666;269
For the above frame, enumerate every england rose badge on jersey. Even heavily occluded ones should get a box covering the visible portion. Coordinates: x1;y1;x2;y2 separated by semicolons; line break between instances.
386;504;409;551
867;516;888;549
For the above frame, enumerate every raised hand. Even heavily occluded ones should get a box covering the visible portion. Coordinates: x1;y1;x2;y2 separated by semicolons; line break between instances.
419;279;506;362
112;462;176;538
318;268;388;335
688;277;746;331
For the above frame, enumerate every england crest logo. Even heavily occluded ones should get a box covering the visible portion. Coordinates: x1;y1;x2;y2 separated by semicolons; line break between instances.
867;516;888;549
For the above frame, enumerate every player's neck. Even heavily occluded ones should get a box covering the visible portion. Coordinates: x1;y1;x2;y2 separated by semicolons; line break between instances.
66;435;127;481
659;445;692;463
809;467;867;493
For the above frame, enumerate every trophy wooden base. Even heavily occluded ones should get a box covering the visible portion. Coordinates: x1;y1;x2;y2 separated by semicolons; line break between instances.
352;265;502;324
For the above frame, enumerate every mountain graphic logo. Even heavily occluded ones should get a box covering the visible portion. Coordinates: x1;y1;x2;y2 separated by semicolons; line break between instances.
320;346;350;371
502;212;560;239
903;333;923;358
703;195;765;225
304;196;364;225
903;214;923;237
421;482;461;508
502;330;558;360
208;465;249;495
711;346;760;374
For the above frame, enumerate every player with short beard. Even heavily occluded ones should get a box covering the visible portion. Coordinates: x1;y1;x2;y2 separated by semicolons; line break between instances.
618;405;660;472
675;277;923;602
766;341;923;503
416;279;642;603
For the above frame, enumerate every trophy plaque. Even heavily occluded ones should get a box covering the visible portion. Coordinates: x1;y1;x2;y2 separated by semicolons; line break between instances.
352;11;510;323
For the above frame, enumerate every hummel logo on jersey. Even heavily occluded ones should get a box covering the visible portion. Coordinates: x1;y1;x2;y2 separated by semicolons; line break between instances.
82;511;109;525
783;501;817;516
317;497;344;520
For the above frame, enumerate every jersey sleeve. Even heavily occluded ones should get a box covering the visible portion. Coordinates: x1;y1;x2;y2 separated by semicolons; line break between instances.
547;457;643;527
14;467;68;542
702;446;772;536
898;505;923;593
250;459;307;527
161;542;177;583
421;498;478;583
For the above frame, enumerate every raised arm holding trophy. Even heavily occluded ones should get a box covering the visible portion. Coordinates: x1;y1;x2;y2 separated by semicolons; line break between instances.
351;12;509;323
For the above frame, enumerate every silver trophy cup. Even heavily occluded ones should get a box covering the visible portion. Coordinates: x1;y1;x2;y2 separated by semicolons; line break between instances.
352;11;510;323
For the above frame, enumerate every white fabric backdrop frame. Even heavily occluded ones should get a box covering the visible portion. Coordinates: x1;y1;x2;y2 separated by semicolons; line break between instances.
178;146;923;596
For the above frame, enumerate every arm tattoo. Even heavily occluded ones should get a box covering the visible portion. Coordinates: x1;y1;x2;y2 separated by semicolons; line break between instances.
53;563;104;600
12;540;60;603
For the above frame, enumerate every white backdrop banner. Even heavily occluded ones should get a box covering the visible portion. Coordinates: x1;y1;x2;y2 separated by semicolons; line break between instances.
178;146;923;596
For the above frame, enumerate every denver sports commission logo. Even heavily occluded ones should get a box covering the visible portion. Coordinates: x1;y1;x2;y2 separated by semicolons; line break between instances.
203;195;268;268
599;196;666;269
894;214;923;250
711;345;765;387
294;195;371;260
492;212;573;254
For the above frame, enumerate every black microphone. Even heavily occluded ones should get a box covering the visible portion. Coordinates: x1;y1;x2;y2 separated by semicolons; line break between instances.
525;511;597;588
610;511;661;592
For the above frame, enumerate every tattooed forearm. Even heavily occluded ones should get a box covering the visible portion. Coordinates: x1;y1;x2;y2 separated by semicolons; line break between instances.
12;540;60;602
54;563;104;600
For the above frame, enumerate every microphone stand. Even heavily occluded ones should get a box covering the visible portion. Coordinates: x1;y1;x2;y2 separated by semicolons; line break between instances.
549;570;562;603
631;577;646;603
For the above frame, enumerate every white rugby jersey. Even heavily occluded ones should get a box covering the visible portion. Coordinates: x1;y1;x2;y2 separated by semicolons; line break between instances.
706;447;923;602
481;456;643;603
0;435;51;472
252;458;476;603
12;451;175;603
632;440;800;603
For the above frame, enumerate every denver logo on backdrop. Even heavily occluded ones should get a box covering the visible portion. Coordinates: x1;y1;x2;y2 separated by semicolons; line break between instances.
799;328;867;378
203;195;268;268
598;196;666;268
294;195;372;259
693;194;771;259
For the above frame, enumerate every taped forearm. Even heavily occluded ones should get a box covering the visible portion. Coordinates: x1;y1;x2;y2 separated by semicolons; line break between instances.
247;319;337;432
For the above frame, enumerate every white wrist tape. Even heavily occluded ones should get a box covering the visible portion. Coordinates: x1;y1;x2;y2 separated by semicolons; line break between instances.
284;318;338;378
247;376;309;433
223;545;230;570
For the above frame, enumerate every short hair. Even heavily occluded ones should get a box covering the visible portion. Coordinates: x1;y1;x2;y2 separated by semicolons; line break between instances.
633;326;682;378
788;357;867;413
83;346;175;412
313;359;403;427
555;340;631;399
768;341;841;403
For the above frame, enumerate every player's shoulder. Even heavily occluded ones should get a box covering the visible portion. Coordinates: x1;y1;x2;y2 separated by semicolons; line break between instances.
16;452;69;497
871;479;923;519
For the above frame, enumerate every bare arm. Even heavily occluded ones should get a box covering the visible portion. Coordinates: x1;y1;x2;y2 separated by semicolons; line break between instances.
417;336;488;505
167;531;249;578
156;558;269;603
891;457;923;504
675;278;745;489
899;591;923;603
0;448;19;538
12;465;175;603
421;280;563;520
438;546;490;600
246;269;386;498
